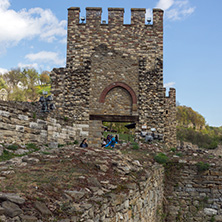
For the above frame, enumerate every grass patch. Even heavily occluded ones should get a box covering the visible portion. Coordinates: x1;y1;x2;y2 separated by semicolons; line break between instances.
196;161;210;172
154;153;169;164
175;152;183;157
171;148;176;152
74;140;78;145
0;150;15;161
26;143;37;150
131;142;139;150
7;144;19;151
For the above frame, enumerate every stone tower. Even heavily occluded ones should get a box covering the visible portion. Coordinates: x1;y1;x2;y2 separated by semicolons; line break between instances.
51;7;177;147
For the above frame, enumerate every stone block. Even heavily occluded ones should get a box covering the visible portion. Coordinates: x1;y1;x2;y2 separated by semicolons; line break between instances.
2;201;23;217
29;122;39;129
18;114;29;121
0;110;10;117
16;125;24;132
204;208;217;215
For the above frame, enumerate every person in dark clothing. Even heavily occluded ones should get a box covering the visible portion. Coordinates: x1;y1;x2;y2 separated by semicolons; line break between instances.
115;135;118;143
106;135;111;144
80;138;88;148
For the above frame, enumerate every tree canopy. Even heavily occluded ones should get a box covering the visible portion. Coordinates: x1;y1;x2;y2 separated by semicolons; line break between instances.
0;68;51;101
177;106;206;129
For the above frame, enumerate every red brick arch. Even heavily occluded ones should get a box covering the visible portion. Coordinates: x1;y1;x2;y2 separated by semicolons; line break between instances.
99;82;137;104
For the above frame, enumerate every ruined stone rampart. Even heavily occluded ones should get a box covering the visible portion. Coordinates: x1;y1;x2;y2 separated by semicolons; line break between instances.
0;101;88;145
165;161;222;221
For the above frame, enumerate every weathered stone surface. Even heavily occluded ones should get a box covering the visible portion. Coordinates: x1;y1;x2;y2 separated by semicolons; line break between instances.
20;215;38;222
34;201;51;215
14;149;28;155
215;215;222;221
0;207;4;215
87;177;102;188
49;142;58;149
64;190;85;201
22;157;39;164
204;208;217;215
2;201;23;217
0;193;25;204
0;145;3;156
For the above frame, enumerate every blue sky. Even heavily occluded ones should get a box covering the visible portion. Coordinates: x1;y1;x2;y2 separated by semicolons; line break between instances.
0;0;221;127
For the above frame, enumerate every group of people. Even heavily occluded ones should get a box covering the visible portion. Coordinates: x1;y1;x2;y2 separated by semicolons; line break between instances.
102;134;118;148
80;135;118;149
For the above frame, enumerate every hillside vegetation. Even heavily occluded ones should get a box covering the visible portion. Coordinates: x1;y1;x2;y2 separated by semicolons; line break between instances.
0;68;51;101
177;106;222;149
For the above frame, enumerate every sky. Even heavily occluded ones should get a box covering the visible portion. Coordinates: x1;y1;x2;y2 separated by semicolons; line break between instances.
0;0;221;127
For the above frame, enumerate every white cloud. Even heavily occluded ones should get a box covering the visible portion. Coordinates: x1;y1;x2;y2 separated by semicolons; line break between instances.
0;0;10;10
156;0;174;11
0;0;67;49
164;82;176;88
147;0;195;21
25;51;65;66
18;62;39;70
0;67;8;74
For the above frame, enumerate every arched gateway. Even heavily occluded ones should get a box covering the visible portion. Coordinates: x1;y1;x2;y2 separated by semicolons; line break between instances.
51;7;177;147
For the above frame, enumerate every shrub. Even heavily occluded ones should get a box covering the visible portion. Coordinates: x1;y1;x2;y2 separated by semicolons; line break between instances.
0;150;15;161
154;153;169;164
63;116;69;122
170;148;176;152
177;126;219;149
7;144;19;151
175;152;182;157
131;142;139;150
74;140;78;144
196;161;210;172
33;112;36;119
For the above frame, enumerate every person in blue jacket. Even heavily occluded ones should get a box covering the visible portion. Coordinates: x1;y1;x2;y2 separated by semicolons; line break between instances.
105;136;117;148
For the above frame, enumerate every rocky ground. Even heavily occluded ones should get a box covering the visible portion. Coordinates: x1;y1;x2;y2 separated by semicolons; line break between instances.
0;141;221;221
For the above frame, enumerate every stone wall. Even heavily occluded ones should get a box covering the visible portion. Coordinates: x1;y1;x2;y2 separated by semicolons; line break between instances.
164;161;222;221
164;88;177;148
51;66;90;123
0;101;88;145
90;45;138;117
78;165;165;222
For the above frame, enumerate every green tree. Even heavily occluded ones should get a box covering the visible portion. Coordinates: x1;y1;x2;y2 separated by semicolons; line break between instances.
3;68;21;89
40;71;51;85
177;106;205;129
20;68;40;101
1;68;41;101
0;76;7;89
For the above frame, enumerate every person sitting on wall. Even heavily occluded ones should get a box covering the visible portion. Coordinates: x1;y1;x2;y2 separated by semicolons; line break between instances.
80;138;88;148
105;136;117;148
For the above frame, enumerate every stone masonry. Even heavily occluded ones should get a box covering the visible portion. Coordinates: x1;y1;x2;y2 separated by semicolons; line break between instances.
51;7;176;147
0;101;88;145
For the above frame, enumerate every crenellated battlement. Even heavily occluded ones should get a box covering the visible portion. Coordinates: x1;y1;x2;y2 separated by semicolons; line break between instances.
68;7;163;26
108;8;124;25
52;5;176;149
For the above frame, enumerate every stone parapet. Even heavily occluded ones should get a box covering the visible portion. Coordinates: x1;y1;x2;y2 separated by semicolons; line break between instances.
0;101;87;145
